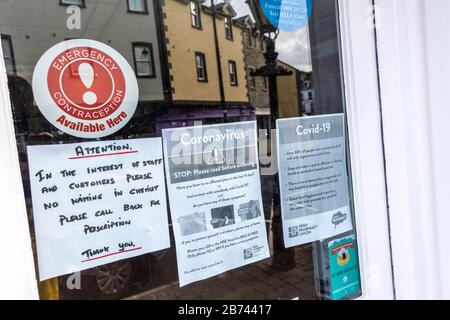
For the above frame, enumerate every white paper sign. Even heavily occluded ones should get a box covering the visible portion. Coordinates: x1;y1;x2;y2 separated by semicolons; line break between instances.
28;138;170;280
277;114;353;248
162;121;270;287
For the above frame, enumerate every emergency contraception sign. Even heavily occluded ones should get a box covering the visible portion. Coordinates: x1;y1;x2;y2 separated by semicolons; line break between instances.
277;114;353;248
32;39;139;138
162;121;270;287
28;138;170;280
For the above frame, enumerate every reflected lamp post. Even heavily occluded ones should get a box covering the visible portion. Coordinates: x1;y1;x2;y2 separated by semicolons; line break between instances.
247;0;295;271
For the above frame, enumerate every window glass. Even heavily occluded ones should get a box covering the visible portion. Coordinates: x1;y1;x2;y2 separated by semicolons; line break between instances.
229;60;237;86
190;1;201;28
247;29;255;47
0;0;362;301
195;52;207;82
225;17;233;40
128;0;147;13
134;44;154;77
259;34;264;50
1;35;14;75
248;67;256;89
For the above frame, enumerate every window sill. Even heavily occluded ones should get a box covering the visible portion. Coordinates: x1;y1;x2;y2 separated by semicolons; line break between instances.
127;10;149;15
59;1;86;8
136;74;156;79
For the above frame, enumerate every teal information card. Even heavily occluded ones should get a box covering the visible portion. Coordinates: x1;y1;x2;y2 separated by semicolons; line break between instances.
328;235;361;300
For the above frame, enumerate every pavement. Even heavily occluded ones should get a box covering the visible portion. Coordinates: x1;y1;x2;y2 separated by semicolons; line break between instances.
128;244;318;300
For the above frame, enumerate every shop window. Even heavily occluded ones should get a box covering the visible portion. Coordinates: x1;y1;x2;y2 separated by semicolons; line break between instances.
229;60;238;86
60;0;85;7
195;52;207;82
128;0;148;14
0;0;362;302
225;17;233;40
133;43;155;78
190;1;202;29
1;35;15;75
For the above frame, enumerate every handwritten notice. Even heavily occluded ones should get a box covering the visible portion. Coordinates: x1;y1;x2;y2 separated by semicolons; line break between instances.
162;121;270;287
28;138;170;281
277;114;353;248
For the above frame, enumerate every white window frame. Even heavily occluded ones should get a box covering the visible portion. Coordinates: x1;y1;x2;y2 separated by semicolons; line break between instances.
0;36;39;300
337;0;394;299
373;0;449;300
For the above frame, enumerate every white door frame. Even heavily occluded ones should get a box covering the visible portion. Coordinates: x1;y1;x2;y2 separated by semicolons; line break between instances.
0;0;395;300
338;0;394;300
0;39;39;299
374;0;450;300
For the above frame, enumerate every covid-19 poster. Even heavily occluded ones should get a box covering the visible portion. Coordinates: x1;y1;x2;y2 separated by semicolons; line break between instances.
162;121;270;287
277;114;353;248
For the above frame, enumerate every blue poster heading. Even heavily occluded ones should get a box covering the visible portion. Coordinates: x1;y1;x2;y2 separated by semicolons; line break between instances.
260;0;312;32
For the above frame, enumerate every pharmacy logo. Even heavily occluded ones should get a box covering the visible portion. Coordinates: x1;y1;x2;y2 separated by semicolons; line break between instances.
243;248;253;260
288;226;299;238
33;39;139;138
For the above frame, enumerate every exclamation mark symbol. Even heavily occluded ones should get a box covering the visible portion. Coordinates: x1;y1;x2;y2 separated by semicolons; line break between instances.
78;63;97;105
213;147;219;162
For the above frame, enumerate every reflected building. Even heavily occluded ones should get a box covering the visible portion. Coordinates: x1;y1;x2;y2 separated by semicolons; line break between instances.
277;60;303;119
0;0;258;138
156;0;253;132
234;15;270;129
0;0;168;137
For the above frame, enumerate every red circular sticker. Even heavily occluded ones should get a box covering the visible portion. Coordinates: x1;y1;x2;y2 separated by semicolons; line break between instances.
33;40;138;138
47;47;127;121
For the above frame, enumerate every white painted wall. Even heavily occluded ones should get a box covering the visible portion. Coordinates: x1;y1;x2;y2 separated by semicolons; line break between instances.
0;38;39;300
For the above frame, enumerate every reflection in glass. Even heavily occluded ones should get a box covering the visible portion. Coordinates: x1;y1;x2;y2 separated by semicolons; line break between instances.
0;0;361;300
